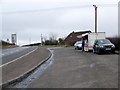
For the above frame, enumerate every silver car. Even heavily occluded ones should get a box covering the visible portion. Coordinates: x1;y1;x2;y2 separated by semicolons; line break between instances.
74;41;82;50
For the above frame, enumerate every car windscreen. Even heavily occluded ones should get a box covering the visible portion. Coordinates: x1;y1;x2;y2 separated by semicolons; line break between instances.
76;41;82;44
99;39;111;44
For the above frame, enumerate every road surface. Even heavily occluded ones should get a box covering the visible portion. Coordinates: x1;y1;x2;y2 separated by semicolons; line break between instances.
13;47;118;88
2;46;51;85
1;46;37;65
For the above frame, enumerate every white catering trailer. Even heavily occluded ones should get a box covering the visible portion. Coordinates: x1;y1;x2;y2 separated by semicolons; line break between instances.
83;32;106;51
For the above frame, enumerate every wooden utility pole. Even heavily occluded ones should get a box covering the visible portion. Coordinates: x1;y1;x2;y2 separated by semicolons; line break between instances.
93;5;97;33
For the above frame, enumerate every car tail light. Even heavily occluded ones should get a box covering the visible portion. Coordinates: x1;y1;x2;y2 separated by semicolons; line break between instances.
88;45;93;48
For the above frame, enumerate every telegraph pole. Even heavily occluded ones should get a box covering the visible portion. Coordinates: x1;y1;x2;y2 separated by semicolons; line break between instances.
93;5;98;33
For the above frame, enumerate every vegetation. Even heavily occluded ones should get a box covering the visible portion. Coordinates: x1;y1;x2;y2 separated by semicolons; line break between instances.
44;38;65;45
58;38;65;45
1;40;17;48
107;36;120;50
42;32;65;46
44;40;58;45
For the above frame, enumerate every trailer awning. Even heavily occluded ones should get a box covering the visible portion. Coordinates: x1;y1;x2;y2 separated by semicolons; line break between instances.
77;35;82;38
82;33;89;37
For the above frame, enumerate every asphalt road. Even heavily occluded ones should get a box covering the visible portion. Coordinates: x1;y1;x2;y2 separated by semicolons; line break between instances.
27;47;118;88
1;46;37;65
2;46;51;86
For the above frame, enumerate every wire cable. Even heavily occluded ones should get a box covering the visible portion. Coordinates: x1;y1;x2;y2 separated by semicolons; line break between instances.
2;4;118;15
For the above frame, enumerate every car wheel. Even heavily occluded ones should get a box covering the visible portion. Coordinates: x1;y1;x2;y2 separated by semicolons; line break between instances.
96;48;99;54
77;46;79;50
97;49;101;54
112;50;115;54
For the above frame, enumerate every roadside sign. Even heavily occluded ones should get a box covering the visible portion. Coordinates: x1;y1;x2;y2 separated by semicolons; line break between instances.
11;34;17;45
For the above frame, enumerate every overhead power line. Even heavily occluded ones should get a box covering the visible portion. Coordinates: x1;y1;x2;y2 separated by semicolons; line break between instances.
2;4;118;15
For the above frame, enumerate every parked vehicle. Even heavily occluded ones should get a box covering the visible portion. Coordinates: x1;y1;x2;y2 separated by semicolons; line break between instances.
82;32;106;51
93;39;115;54
74;41;82;50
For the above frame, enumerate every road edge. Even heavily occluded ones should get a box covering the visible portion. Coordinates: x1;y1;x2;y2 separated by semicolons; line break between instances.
2;48;52;88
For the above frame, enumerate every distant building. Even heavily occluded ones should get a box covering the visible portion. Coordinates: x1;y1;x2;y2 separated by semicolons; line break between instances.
64;30;91;46
1;40;14;46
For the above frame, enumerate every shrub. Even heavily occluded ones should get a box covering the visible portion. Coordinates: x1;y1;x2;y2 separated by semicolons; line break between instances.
44;40;58;45
107;36;120;50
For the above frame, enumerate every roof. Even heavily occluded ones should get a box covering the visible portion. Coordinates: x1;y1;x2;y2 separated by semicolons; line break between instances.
1;40;14;45
64;30;91;41
72;30;91;35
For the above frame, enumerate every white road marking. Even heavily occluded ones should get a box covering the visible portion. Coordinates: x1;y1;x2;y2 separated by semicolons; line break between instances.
0;47;38;67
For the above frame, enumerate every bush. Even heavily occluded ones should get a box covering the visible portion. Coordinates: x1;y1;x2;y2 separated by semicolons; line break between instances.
44;40;58;45
58;38;65;45
107;37;120;50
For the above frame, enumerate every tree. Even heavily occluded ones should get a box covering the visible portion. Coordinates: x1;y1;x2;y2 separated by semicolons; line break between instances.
43;36;47;42
44;32;59;45
49;32;57;41
44;40;58;45
58;38;65;45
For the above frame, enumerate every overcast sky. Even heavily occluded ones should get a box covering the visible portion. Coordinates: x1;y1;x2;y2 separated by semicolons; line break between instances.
1;0;119;45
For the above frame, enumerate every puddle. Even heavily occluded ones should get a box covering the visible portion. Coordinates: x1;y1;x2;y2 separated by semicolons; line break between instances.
90;62;101;68
11;48;54;88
